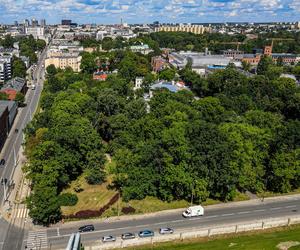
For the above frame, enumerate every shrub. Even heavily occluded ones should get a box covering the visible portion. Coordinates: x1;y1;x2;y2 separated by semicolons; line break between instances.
121;206;136;214
59;193;78;206
85;168;106;185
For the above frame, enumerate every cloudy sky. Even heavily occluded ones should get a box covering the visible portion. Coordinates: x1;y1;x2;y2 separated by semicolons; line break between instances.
0;0;299;24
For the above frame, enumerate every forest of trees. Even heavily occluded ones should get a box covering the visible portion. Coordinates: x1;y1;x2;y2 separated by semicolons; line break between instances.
78;31;300;55
0;34;46;64
24;45;300;224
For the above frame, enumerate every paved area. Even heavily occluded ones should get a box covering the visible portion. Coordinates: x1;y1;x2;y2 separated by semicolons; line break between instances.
22;194;300;249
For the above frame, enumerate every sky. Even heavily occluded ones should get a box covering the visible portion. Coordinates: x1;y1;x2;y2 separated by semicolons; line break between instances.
0;0;300;24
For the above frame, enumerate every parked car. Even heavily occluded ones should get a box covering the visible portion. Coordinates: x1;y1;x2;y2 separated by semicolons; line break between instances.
102;235;116;242
138;230;154;238
78;225;95;232
121;232;135;240
0;159;5;165
159;228;174;234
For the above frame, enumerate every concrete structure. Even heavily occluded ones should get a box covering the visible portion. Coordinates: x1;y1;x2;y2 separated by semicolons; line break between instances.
25;26;45;39
0;55;12;82
0;100;17;129
45;53;82;72
155;24;211;34
0;105;9;152
0;100;17;152
40;19;46;27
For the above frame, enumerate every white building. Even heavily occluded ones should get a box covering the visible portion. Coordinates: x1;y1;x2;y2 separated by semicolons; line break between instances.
25;26;45;39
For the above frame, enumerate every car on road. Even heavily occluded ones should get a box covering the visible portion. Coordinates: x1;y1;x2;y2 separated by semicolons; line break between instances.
159;228;174;234
102;235;116;242
78;225;95;232
121;232;135;240
0;159;5;165
182;205;204;218
139;230;154;238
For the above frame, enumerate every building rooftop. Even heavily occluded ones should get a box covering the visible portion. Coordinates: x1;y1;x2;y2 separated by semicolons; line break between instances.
1;77;26;92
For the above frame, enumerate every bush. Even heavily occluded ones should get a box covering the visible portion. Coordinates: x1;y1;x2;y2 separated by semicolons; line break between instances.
85;168;106;185
121;206;136;214
59;193;78;206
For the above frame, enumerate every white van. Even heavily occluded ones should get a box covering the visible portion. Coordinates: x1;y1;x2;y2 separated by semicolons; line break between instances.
182;205;204;218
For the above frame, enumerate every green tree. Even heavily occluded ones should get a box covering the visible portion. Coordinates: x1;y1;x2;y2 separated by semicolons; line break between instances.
257;55;273;75
12;57;26;78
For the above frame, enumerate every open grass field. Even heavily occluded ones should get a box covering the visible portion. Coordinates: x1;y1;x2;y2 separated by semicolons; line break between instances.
61;174;117;216
121;225;300;250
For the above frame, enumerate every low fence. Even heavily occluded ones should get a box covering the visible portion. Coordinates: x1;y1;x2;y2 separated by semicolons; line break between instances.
79;215;300;250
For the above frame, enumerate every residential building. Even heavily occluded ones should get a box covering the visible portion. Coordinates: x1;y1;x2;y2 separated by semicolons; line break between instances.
134;77;144;90
0;55;12;82
0;77;27;100
151;56;168;72
25;26;45;39
45;53;82;72
0;100;17;129
130;44;152;55
93;71;108;81
155;24;211;34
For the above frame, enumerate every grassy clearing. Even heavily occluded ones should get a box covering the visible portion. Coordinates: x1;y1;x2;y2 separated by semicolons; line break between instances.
119;225;300;250
61;174;117;216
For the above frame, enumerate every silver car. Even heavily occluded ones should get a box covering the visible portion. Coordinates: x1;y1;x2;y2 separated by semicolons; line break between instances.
121;232;135;240
159;228;174;234
102;235;116;242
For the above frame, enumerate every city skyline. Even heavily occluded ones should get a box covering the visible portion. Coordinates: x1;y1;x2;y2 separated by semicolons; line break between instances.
0;0;299;24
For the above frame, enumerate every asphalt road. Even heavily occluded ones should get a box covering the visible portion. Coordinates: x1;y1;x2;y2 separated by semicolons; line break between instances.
43;196;300;249
0;47;47;250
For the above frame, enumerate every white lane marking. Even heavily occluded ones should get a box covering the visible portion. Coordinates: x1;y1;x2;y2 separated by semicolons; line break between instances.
237;211;251;214
206;215;218;218
221;213;235;217
270;207;282;211
285;205;297;209
253;209;265;212
57;228;60;236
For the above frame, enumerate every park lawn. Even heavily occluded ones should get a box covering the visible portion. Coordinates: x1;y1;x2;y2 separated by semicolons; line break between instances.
121;225;300;250
61;174;117;216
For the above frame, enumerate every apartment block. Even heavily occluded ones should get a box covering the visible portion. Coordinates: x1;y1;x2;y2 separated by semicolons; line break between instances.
155;24;211;34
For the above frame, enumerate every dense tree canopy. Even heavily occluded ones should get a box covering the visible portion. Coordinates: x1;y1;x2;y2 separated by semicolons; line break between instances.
25;45;300;224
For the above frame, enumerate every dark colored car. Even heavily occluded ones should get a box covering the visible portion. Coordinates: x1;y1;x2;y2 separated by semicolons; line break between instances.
159;228;174;234
0;159;5;165
138;230;154;238
121;232;135;240
78;225;95;232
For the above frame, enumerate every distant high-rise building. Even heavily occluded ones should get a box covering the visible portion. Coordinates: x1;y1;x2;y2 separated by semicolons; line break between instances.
14;21;18;26
296;22;300;29
40;19;46;27
31;18;38;27
62;19;72;26
24;19;30;27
